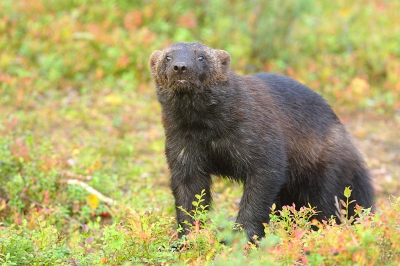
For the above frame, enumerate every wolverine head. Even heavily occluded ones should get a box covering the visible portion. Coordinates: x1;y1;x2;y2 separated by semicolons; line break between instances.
149;42;230;93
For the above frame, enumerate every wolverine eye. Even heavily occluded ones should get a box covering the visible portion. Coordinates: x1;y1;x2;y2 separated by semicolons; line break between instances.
198;56;205;62
166;56;172;62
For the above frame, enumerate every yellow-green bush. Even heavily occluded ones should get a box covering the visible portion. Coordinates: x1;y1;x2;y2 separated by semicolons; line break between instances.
1;0;399;111
1;1;400;265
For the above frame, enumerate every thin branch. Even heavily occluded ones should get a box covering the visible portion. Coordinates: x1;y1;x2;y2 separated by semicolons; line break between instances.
60;170;92;181
334;196;359;246
60;179;116;206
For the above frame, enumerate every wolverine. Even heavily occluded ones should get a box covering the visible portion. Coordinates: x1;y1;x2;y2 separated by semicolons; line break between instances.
149;42;374;242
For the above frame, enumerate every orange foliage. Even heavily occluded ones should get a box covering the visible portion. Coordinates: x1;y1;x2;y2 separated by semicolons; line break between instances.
124;10;143;31
178;11;197;29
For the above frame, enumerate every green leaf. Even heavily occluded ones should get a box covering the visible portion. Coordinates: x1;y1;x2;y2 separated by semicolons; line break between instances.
344;187;352;198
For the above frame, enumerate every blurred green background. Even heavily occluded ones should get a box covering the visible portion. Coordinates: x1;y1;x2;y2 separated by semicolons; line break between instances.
2;0;400;112
1;0;400;264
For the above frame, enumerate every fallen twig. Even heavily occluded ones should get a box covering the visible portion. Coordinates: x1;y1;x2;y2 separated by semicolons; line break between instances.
60;179;116;206
60;170;92;181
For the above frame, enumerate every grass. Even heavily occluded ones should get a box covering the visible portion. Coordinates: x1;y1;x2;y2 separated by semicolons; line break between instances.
1;0;400;265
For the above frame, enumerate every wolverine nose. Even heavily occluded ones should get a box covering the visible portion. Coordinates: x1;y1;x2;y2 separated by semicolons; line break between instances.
173;62;187;74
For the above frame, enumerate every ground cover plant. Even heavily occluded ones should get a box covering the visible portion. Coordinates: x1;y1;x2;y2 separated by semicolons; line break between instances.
1;0;400;265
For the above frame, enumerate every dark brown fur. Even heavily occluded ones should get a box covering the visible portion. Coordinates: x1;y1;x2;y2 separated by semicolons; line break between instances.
149;42;374;241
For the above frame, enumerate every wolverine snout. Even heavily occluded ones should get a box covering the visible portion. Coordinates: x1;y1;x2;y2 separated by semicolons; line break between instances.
173;61;188;74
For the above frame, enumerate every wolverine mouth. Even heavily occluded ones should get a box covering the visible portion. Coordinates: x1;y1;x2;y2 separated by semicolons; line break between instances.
169;79;191;89
167;77;200;92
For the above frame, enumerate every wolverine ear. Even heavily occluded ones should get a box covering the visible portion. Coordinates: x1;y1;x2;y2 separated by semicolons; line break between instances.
149;50;162;75
216;50;231;78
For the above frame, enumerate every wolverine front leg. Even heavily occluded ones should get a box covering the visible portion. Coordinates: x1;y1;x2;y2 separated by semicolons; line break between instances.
170;168;212;238
236;169;286;242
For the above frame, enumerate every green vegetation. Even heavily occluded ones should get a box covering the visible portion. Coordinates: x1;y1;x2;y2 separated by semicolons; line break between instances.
1;0;399;265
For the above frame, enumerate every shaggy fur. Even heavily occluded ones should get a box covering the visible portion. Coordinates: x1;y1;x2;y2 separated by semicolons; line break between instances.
149;42;375;241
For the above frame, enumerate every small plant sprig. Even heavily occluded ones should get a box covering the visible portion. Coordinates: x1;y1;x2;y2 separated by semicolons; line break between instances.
177;189;209;233
267;202;318;235
174;189;223;257
334;186;356;224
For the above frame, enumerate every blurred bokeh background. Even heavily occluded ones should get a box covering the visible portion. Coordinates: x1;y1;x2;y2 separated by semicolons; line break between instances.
2;0;400;112
0;0;399;263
